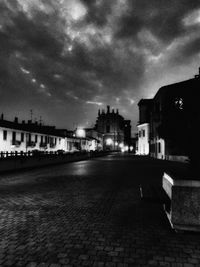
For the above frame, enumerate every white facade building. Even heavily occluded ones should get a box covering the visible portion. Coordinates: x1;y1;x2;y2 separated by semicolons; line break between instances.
0;117;98;155
137;123;150;155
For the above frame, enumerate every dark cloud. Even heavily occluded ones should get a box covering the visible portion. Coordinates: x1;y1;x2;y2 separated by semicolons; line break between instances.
1;0;200;132
81;0;114;26
116;0;200;42
168;36;200;67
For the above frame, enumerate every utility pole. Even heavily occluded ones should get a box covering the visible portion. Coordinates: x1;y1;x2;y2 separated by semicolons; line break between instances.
30;109;33;122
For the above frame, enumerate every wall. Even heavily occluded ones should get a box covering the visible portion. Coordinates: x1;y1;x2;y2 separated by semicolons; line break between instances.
165;155;189;162
137;123;149;155
0;127;96;154
0;151;108;173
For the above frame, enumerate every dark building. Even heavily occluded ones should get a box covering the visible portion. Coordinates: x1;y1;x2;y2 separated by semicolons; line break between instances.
150;73;200;161
138;99;153;124
138;68;200;161
95;106;131;151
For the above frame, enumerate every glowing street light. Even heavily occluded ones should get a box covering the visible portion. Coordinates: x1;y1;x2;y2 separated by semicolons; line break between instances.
76;128;86;138
119;143;124;148
106;138;113;145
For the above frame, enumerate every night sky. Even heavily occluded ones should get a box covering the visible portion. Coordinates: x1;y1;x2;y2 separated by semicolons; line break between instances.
1;0;200;133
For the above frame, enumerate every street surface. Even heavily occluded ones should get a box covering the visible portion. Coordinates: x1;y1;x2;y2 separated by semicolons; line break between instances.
0;153;200;267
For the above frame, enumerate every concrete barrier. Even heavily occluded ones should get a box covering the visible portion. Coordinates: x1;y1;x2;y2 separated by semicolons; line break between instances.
163;172;200;232
0;151;108;173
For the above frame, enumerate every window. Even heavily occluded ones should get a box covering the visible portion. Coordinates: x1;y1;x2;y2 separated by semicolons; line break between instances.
35;135;38;142
41;136;43;143
175;97;183;110
158;143;161;153
3;130;7;141
142;130;145;137
28;133;31;142
12;131;16;142
106;125;110;133
139;131;141;137
21;133;24;142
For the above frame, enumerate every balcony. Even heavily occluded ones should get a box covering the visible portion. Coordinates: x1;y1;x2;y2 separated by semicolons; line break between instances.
40;142;48;148
11;140;21;147
27;141;36;148
50;143;56;148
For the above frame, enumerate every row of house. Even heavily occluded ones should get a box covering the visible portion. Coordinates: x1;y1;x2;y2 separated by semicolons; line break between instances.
0;105;132;155
137;68;200;162
0;114;97;155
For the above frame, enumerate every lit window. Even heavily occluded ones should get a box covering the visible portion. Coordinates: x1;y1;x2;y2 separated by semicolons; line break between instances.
175;97;183;110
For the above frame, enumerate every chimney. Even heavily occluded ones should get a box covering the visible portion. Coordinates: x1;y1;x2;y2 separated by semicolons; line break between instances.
116;109;119;114
107;105;110;113
194;67;200;78
112;109;114;113
14;117;18;124
22;120;25;124
0;113;4;120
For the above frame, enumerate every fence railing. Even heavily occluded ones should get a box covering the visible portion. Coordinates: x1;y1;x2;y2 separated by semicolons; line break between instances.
0;150;103;159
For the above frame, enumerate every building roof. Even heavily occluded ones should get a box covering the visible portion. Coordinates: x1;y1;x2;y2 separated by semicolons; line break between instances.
0;118;65;137
154;77;200;99
137;99;153;106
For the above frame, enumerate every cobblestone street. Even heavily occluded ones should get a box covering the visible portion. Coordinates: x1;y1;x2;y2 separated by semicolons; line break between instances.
0;153;200;267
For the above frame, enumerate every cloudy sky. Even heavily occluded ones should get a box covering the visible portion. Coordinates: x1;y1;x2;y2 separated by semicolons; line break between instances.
0;0;200;132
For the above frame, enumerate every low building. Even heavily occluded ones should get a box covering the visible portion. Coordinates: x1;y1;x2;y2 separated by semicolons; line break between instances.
138;68;200;162
0;115;98;155
0;116;63;154
137;99;153;155
85;128;103;151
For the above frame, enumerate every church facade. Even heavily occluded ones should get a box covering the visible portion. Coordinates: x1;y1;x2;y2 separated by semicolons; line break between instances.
95;106;131;151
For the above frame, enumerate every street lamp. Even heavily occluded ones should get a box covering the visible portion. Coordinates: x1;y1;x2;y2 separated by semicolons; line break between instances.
106;138;113;146
76;128;86;138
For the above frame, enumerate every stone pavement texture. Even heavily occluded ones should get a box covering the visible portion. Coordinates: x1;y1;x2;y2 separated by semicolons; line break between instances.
0;153;200;267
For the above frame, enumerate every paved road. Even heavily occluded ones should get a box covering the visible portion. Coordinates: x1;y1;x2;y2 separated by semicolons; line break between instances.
0;153;200;267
